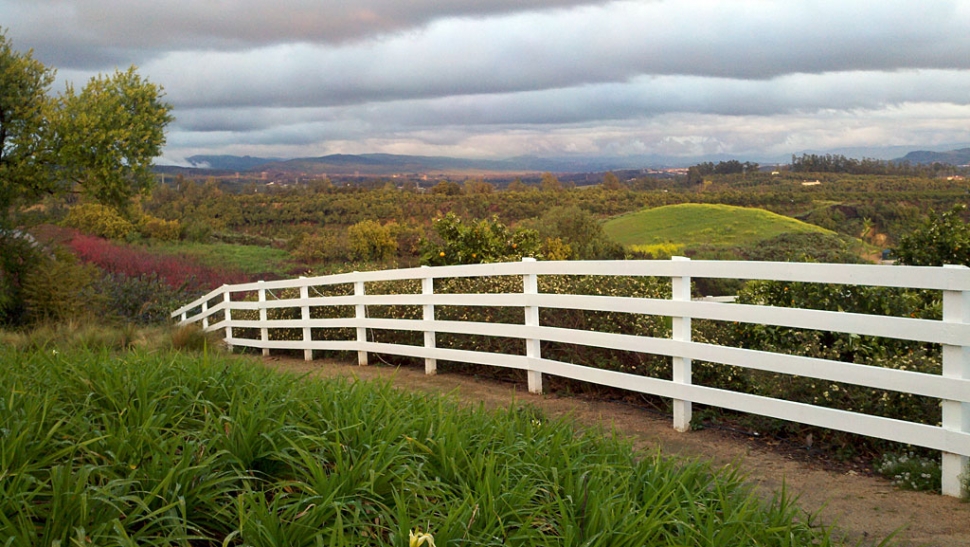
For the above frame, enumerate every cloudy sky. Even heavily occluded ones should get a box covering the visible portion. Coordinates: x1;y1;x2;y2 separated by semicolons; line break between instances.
4;0;970;165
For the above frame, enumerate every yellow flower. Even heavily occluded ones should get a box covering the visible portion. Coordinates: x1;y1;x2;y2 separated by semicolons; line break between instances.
410;529;436;547
439;251;445;257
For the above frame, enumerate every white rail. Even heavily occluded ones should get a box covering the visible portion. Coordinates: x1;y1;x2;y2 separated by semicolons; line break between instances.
172;258;970;497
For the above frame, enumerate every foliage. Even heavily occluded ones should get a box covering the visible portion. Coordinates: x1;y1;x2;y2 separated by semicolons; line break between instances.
894;205;970;266
421;213;541;266
20;249;100;322
529;205;624;260
66;232;250;294
348;219;397;262
876;452;942;492
0;30;57;220
94;271;189;325
735;232;868;263
138;214;181;241
52;67;173;211
0;231;44;324
0;346;853;546
687;160;759;184
63;202;136;239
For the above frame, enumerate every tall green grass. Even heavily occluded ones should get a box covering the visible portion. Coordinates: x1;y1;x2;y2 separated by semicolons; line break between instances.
0;347;876;546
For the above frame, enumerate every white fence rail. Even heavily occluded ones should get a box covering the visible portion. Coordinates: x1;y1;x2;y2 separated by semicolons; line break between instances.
172;258;970;497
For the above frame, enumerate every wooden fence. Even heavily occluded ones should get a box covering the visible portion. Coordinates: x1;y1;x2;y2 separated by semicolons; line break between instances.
172;258;970;497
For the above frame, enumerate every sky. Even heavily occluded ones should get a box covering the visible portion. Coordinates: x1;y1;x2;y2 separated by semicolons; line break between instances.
4;0;970;166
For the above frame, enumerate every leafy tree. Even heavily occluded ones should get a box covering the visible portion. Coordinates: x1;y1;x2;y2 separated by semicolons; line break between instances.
421;213;540;266
532;205;624;260
539;172;562;192
348;220;397;262
0;30;172;324
602;171;623;190
894;205;970;266
53;67;173;211
431;180;462;195
0;30;57;221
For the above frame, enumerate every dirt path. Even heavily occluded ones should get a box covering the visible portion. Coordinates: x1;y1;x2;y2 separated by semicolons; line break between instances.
262;356;969;547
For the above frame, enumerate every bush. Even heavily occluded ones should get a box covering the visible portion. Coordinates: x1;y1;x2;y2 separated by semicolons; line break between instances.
139;215;181;241
876;451;942;492
420;213;541;266
348;219;397;262
94;271;189;324
63;202;135;239
21;250;100;323
895;205;970;266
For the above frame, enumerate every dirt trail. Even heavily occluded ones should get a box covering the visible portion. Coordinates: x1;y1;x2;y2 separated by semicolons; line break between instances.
263;356;969;547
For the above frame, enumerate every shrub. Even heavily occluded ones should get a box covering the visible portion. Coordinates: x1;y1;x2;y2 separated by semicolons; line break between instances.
895;204;970;266
67;232;250;294
348;219;397;262
63;202;135;239
94;271;188;325
21;250;100;323
420;213;541;266
876;451;942;492
139;215;181;241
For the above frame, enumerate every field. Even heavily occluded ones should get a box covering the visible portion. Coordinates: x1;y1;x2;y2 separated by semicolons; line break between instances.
149;241;296;278
603;203;834;250
0;343;852;546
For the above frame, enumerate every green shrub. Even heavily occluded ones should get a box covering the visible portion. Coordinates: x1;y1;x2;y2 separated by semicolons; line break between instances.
876;451;941;492
63;202;135;239
21;250;100;323
139;215;181;241
348;219;397;262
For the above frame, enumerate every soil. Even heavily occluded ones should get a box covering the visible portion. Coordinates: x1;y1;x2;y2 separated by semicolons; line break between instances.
262;355;970;547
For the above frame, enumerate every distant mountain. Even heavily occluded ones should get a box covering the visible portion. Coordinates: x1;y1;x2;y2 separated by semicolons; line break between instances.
893;148;970;166
186;155;281;171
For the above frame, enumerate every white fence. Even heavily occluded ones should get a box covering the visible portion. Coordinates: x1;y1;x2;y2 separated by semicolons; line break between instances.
172;258;970;497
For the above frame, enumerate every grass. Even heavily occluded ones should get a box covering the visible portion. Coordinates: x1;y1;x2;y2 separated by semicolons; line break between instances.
604;203;833;249
0;344;870;546
149;241;296;278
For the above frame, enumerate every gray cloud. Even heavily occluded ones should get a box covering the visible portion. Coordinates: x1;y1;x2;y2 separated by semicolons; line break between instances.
3;0;969;161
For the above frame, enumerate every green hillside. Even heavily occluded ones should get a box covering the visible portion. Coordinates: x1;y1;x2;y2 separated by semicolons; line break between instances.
604;203;832;250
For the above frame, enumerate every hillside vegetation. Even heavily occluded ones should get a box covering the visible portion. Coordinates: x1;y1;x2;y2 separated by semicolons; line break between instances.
603;203;833;250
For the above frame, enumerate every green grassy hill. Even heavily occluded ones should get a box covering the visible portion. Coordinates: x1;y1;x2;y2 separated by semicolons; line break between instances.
604;203;832;251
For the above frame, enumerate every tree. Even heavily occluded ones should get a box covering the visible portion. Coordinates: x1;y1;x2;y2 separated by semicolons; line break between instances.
894;205;970;267
348;220;397;262
602;172;623;190
539;172;562;192
0;31;172;216
54;67;173;211
0;30;57;221
0;30;172;324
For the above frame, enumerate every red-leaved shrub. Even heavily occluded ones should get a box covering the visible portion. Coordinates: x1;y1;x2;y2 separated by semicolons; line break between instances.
66;233;250;294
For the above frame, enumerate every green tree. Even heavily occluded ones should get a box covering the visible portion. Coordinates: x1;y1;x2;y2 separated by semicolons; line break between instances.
894;205;970;266
539;172;562;192
602;171;623;190
348;220;398;262
53;67;173;211
421;213;540;266
0;30;57;221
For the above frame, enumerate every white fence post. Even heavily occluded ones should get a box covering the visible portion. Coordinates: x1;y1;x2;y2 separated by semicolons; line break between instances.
201;300;209;330
422;266;437;375
942;264;970;497
300;277;312;362
522;257;542;394
355;277;368;366
258;280;269;356
223;288;233;352
672;256;692;432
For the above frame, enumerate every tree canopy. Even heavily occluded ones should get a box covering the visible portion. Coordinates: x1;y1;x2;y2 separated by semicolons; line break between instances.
0;30;173;219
